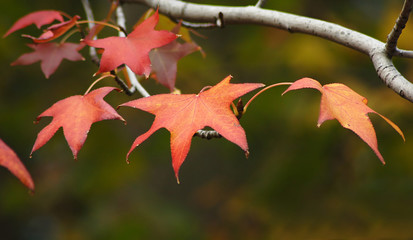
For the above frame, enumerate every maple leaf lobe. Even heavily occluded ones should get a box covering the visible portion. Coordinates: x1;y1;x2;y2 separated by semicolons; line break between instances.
120;75;264;181
0;138;34;191
3;10;64;38
22;15;81;43
31;87;125;159
85;10;177;77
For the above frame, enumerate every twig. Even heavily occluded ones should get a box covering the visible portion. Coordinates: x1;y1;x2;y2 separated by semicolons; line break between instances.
122;0;413;102
176;20;217;29
255;0;267;8
385;0;413;56
194;130;222;139
81;0;98;63
394;48;413;58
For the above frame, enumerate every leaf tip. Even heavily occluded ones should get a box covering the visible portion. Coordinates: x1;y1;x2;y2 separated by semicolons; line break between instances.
245;150;250;158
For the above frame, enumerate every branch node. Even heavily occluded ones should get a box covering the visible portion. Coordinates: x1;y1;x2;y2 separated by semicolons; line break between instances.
194;129;222;139
216;12;224;28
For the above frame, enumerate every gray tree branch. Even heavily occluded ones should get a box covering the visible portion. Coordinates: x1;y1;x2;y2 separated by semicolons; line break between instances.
121;0;413;102
385;0;413;56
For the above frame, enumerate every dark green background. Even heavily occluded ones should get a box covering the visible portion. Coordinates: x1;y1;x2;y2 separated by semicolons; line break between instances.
1;0;413;239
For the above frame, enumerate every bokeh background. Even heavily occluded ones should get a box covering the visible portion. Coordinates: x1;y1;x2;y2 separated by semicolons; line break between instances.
1;0;413;239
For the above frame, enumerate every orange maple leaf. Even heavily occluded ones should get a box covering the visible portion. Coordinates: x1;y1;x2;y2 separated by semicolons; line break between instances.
120;75;264;182
31;87;125;159
0;138;34;191
283;78;405;163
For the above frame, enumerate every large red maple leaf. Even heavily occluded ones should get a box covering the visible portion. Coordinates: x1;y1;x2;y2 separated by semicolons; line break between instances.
283;78;404;163
11;42;84;78
3;10;64;38
0;138;34;191
120;75;264;182
84;10;177;77
31;87;125;159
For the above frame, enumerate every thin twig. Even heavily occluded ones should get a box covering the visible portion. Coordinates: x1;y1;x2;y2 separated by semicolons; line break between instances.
394;48;413;58
175;20;217;29
81;0;98;62
255;0;267;8
385;0;413;56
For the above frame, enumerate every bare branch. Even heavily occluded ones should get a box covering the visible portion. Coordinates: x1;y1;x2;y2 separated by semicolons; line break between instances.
371;50;413;100
385;0;413;56
121;0;413;102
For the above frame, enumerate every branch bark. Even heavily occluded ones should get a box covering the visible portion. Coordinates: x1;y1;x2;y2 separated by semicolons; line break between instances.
121;0;413;102
386;0;413;56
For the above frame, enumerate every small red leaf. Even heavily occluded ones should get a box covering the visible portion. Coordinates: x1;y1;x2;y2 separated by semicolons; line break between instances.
84;10;177;77
22;15;80;43
0;138;34;191
3;10;64;38
11;42;84;78
31;87;125;159
283;77;405;163
120;75;264;182
150;38;201;91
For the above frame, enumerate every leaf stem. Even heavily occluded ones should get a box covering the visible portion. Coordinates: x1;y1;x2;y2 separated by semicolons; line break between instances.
59;28;80;44
84;75;115;95
58;10;73;20
76;20;122;32
243;82;293;113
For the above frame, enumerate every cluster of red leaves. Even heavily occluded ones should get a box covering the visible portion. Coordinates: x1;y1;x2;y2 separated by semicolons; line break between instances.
4;10;84;79
2;7;405;190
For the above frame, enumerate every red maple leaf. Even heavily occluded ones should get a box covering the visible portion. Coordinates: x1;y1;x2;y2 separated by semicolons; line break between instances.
120;75;264;182
84;10;177;77
3;10;64;38
11;42;84;78
0;138;34;191
31;87;125;159
22;15;80;43
149;23;201;90
283;78;405;163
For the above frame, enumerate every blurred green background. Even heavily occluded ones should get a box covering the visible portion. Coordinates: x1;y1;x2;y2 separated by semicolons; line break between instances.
1;0;413;239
